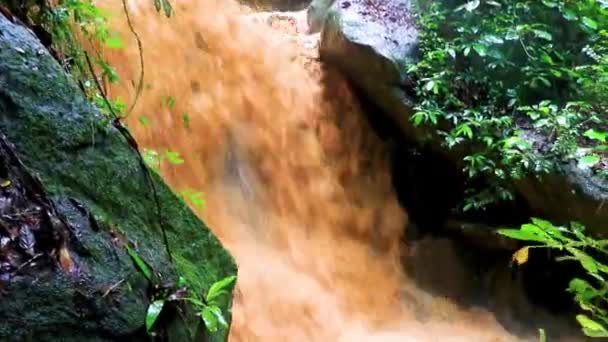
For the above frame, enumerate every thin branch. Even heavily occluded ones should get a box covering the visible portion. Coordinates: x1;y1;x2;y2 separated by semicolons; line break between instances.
122;0;145;117
83;52;173;262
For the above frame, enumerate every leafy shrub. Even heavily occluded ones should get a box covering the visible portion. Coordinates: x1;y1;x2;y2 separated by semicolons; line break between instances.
499;219;608;337
408;0;608;210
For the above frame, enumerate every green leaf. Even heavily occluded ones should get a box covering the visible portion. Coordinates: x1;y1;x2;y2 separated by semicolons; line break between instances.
106;34;124;49
138;115;150;127
182;112;190;129
164;151;185;165
539;52;554;64
208;305;228;328
582;17;598;30
578;155;600;168
536;76;551;87
583;129;608;143
455;0;480;12
455;124;473;139
472;43;488;57
566;247;599;274
164;95;176;109
162;0;172;17
541;0;558;8
146;300;165;332
201;306;219;332
206;275;236;303
576;315;608;337
568;278;598;301
482;35;504;44
412;112;424;126
530;217;553;231
497;228;550;243
538;328;546;342
154;0;162;11
561;8;577;21
125;245;154;281
532;30;552;41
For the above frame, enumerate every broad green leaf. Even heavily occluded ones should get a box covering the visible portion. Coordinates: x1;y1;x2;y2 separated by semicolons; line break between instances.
576;315;608;337
530;218;553;231
146;300;165;332
583;129;608;142
582;17;598;30
497;228;550;243
206;275;237;303
472;43;488;57
561;8;577;21
521;223;550;237
568;278;598;302
208;305;228;329
532;30;552;41
566;247;598;274
578;155;600;168
202;306;219;332
125;245;154;281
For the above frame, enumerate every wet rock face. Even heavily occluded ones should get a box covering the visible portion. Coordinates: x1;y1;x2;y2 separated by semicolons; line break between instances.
0;15;235;341
315;0;421;143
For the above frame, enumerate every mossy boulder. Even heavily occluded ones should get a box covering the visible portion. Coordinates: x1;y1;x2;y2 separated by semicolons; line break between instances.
0;14;236;341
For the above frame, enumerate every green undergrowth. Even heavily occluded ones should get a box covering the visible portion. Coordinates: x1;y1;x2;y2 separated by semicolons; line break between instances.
499;219;608;337
409;0;608;211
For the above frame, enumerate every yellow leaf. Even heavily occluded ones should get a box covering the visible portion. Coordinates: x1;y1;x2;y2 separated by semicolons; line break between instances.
59;246;75;273
0;179;11;187
512;246;530;265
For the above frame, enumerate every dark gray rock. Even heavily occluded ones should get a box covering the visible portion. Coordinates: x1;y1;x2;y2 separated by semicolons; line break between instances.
0;14;236;342
514;162;608;237
317;0;423;142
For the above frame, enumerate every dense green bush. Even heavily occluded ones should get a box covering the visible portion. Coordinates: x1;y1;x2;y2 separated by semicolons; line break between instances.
408;0;608;210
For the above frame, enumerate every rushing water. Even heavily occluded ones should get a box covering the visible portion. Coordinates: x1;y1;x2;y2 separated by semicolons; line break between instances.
92;1;581;341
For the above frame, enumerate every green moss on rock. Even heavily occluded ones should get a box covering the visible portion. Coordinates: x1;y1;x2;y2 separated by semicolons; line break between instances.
0;15;236;342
